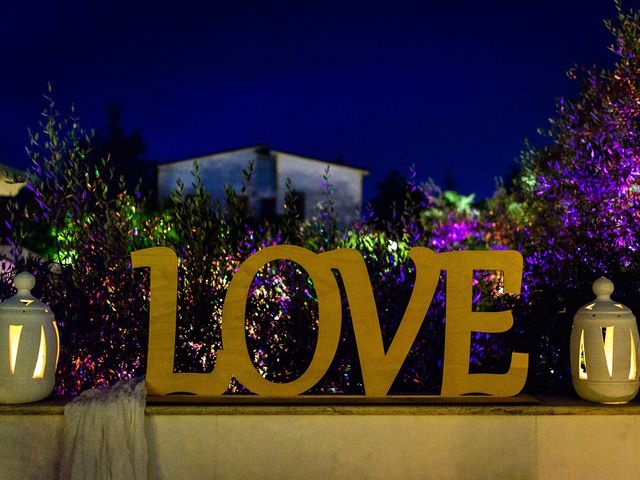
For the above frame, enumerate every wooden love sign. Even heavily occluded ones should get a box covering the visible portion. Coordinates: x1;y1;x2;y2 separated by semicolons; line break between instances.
132;246;528;398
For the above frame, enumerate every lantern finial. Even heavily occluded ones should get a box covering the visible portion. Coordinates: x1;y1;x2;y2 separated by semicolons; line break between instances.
592;276;614;300
14;272;36;295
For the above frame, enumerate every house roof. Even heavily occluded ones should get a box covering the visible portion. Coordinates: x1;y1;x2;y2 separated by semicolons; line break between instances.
0;163;25;178
158;144;369;175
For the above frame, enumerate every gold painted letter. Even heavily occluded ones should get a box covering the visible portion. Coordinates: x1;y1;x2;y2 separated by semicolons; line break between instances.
325;247;440;395
220;245;342;395
132;247;230;396
440;250;528;397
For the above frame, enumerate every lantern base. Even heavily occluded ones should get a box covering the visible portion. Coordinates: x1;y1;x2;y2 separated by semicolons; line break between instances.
0;378;55;404
572;378;639;404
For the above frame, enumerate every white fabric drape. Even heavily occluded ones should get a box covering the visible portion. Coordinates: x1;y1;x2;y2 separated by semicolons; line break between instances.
59;377;147;480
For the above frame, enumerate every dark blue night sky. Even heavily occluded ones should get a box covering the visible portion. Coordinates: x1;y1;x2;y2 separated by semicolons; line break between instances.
1;1;619;201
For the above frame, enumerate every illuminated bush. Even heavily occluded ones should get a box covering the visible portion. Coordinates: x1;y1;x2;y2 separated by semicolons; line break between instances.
488;4;640;392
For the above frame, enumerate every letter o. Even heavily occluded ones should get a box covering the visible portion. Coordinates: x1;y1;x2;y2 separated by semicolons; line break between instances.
219;245;342;396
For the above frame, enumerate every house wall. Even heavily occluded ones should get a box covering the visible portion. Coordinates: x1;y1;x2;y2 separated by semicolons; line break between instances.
0;181;25;197
275;153;365;226
0;167;26;197
157;150;276;213
158;148;366;225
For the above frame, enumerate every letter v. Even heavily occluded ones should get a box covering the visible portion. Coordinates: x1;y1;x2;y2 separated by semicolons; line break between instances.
323;247;440;396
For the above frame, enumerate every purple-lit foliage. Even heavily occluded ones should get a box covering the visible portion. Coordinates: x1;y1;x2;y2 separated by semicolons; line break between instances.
487;2;640;392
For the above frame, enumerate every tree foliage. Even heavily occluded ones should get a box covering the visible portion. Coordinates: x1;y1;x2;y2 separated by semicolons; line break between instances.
492;1;640;391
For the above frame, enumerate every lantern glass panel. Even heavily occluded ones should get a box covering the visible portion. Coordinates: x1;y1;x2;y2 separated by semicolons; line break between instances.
603;326;615;378
32;326;46;379
53;321;60;366
9;325;22;375
630;331;637;381
579;329;588;379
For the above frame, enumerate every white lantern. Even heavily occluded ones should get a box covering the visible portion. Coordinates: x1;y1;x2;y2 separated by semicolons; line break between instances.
0;272;59;403
570;277;640;403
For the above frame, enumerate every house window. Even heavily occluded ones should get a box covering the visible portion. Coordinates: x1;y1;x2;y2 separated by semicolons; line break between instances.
291;190;305;217
260;197;276;220
238;195;249;213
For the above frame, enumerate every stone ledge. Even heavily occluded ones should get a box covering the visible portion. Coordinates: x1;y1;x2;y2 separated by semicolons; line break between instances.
2;395;640;416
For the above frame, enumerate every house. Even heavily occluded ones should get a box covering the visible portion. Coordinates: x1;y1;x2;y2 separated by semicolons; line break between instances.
157;145;368;226
0;163;26;198
0;164;28;272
